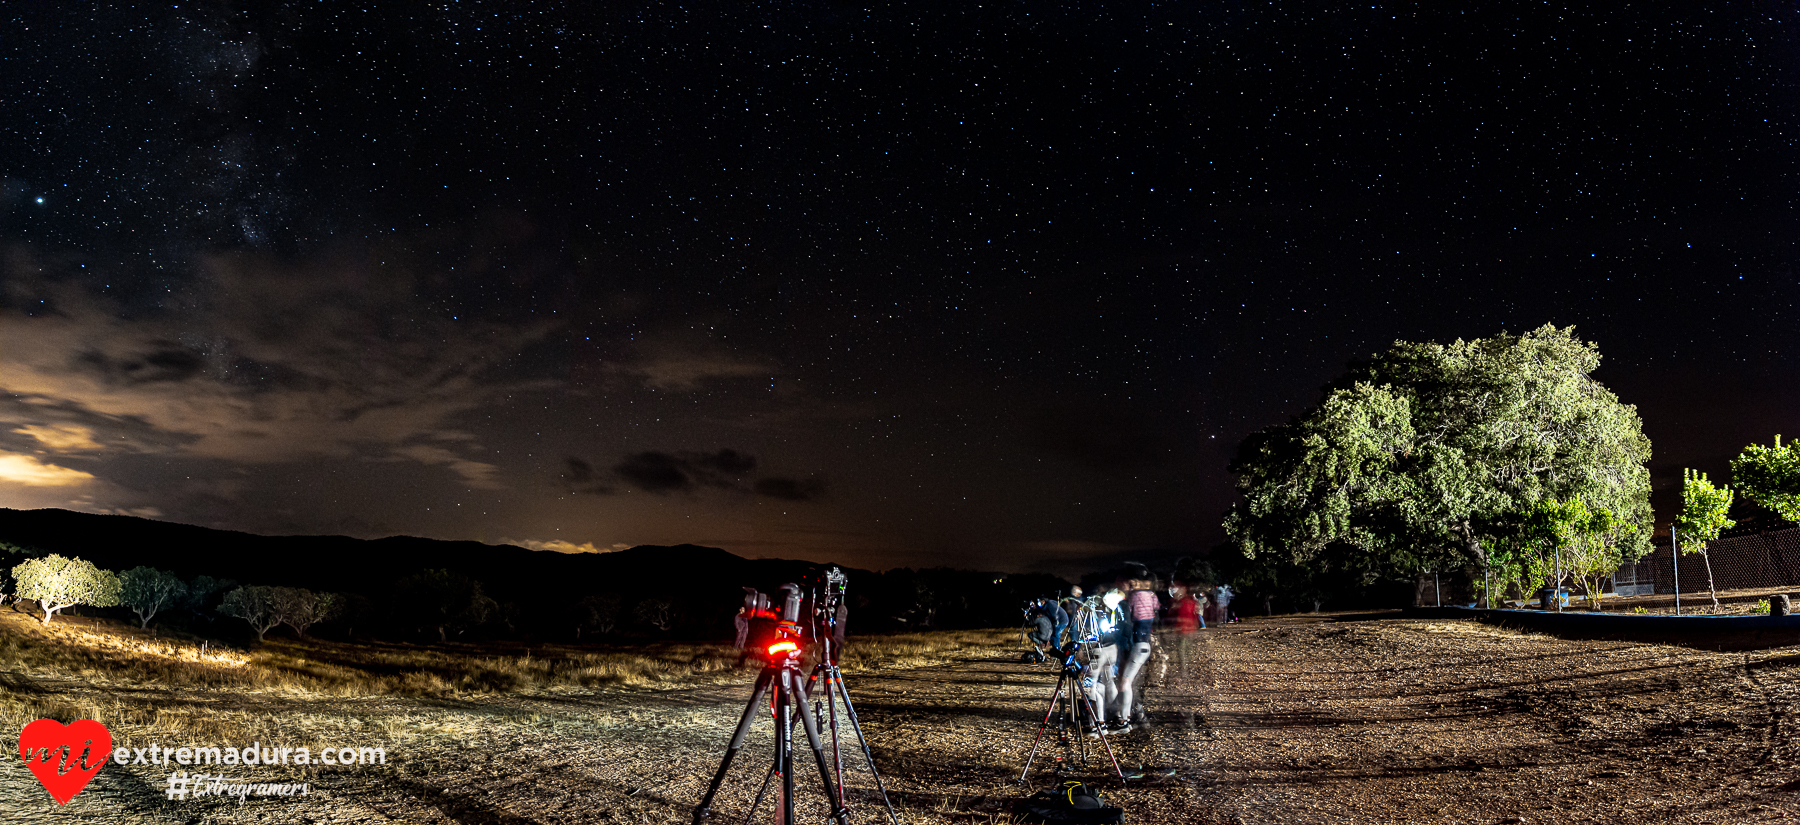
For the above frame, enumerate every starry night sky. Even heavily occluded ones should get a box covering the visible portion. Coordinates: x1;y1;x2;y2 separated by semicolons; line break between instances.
2;2;1797;574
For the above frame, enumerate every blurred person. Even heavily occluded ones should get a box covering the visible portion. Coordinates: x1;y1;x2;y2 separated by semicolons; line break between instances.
1087;588;1125;737
1026;599;1057;650
733;606;750;651
1217;583;1238;623
1059;586;1085;645
1044;595;1070;649
1110;568;1159;732
1166;583;1202;681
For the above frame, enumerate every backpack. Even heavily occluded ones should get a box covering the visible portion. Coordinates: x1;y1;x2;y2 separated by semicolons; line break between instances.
1014;781;1125;824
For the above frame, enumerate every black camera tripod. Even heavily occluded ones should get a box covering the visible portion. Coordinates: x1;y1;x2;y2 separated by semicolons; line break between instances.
1017;643;1125;784
802;597;899;825
694;595;849;825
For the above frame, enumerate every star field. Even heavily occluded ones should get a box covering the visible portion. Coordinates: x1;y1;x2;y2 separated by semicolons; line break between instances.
2;2;1797;572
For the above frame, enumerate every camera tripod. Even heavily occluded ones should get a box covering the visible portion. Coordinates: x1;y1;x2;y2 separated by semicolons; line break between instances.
802;627;900;825
696;572;897;825
693;623;849;825
1017;643;1125;784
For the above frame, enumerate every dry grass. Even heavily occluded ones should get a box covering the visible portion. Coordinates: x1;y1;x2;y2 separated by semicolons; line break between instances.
0;610;1017;701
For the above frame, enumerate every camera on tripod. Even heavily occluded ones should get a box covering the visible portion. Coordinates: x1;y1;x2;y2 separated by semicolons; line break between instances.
742;583;805;664
696;565;897;825
742;565;852;666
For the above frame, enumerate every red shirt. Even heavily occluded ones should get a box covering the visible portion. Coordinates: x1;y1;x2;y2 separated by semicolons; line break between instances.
1171;597;1199;633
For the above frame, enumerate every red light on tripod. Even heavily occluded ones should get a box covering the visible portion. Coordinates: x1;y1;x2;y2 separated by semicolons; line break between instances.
767;640;799;656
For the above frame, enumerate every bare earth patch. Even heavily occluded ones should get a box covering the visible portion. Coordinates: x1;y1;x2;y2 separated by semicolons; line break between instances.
7;613;1800;823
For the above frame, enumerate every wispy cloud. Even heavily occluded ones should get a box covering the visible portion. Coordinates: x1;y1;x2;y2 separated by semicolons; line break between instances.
0;251;553;492
12;424;103;452
606;333;772;391
565;448;826;501
0;452;94;486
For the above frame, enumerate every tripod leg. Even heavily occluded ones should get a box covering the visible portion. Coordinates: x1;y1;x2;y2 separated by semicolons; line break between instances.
787;668;851;825
777;672;794;825
1017;675;1066;783
694;668;775;824
827;663;901;825
1074;683;1127;783
742;761;777;825
823;668;846;808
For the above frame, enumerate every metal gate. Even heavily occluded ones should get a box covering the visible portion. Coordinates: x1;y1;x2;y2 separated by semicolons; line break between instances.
1613;560;1655;597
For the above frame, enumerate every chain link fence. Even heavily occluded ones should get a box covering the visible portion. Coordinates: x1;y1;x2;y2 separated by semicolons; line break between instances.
1412;525;1800;609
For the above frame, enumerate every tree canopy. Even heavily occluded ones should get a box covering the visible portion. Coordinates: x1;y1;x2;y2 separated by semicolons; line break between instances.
118;566;187;629
12;554;121;624
1730;435;1800;524
1224;325;1653;583
219;585;283;641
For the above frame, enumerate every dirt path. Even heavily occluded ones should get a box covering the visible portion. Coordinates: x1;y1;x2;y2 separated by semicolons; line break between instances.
1165;614;1800;824
12;614;1800;823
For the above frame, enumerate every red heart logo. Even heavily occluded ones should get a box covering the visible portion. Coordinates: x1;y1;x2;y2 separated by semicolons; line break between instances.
18;719;112;805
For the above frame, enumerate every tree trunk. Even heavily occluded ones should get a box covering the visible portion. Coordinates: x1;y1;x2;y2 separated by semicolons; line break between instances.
1460;521;1489;607
1702;550;1720;611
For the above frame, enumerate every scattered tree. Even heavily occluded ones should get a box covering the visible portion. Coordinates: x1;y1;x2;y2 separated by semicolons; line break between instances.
576;592;624;639
180;575;236;624
397;569;495;642
218;585;282;641
11;555;121;624
1523;497;1634;611
1225;325;1653;585
270;587;340;638
333;593;375;637
634;597;679;633
118;566;188;629
1731;435;1800;524
1675;469;1735;611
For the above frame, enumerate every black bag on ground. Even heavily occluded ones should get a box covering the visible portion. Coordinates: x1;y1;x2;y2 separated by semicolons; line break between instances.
1014;781;1125;824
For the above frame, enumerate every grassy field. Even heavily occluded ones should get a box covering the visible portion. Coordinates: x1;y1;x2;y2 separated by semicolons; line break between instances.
0;606;1017;742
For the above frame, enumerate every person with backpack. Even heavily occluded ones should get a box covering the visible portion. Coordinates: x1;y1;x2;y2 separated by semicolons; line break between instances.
1084;588;1125;737
1108;566;1159;733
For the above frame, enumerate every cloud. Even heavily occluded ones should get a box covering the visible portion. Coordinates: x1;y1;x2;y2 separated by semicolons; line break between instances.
1016;539;1139;557
569;448;823;501
560;456;616;495
613;449;758;493
0;251;552;491
754;477;826;501
391;444;503;489
606;335;772;391
502;537;631;554
13;424;103;452
0;452;95;487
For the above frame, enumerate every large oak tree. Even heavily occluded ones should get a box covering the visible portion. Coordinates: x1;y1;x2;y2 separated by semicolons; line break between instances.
1224;325;1652;583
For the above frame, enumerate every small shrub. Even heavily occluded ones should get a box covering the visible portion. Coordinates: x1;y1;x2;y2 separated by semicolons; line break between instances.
1757;598;1773;614
1632;606;1649;614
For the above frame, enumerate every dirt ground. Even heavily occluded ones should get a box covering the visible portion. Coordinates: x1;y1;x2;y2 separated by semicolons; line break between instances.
9;612;1800;824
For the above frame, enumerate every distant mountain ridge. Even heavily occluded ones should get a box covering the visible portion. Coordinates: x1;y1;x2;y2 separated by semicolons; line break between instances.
0;507;825;608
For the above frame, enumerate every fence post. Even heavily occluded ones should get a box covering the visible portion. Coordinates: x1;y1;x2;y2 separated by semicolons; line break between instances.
1434;570;1441;607
1672;526;1682;617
